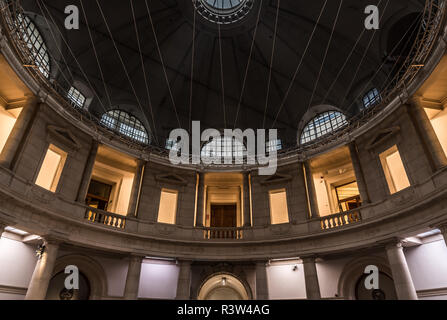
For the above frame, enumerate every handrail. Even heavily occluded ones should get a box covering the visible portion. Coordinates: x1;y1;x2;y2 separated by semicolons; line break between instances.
201;226;245;240
84;206;126;230
320;210;362;231
0;0;445;165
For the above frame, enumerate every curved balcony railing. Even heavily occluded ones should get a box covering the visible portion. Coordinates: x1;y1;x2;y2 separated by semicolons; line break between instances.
0;0;445;166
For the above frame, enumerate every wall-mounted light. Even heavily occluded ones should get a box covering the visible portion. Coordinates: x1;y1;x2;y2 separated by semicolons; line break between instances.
221;277;227;286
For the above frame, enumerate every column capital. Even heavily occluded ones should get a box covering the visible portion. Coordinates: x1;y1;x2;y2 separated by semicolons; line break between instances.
437;223;447;232
128;254;145;262
254;260;269;267
0;222;6;235
177;259;194;266
301;255;319;264
408;95;423;107
42;237;62;247
385;239;404;251
135;159;146;167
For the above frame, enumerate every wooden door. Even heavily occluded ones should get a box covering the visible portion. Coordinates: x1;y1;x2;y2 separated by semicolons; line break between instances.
210;205;237;228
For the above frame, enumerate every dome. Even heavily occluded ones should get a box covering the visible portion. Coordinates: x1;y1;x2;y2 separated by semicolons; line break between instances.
1;0;447;305
18;0;428;148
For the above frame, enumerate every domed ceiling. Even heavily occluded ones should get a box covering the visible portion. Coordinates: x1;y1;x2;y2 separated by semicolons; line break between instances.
21;0;426;146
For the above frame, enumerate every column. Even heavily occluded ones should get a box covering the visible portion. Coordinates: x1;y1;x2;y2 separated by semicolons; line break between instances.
0;222;6;238
408;97;447;172
302;256;321;300
25;240;60;300
196;173;205;227
128;160;146;216
385;241;418;300
255;262;269;300
0;97;39;169
243;172;252;227
176;260;192;300
303;161;319;218
439;224;447;247
76;140;99;203
123;255;143;300
349;142;371;204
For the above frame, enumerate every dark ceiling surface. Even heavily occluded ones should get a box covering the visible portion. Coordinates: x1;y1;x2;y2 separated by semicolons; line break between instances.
21;0;426;146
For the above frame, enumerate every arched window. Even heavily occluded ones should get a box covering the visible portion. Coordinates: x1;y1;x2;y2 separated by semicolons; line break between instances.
362;88;381;109
16;14;50;78
100;110;149;144
67;86;86;109
300;111;348;145
201;136;246;159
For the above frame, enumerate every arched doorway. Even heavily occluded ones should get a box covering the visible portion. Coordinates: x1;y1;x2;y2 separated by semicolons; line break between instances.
355;272;397;300
46;271;91;300
48;254;108;300
198;273;250;300
338;256;397;300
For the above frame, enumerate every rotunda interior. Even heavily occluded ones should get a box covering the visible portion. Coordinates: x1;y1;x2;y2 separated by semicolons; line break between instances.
0;0;447;302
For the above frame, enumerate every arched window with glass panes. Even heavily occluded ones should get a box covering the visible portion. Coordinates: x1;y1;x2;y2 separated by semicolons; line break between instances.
201;136;246;160
16;14;50;78
300;111;348;145
362;88;381;110
67;87;86;109
100;110;149;144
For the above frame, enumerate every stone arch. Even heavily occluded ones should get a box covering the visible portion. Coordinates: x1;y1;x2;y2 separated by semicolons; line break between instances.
337;255;394;300
52;254;108;300
197;272;252;300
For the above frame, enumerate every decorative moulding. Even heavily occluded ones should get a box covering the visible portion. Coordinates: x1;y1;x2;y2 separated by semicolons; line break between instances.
365;126;401;150
260;173;293;186
155;173;188;186
47;125;82;151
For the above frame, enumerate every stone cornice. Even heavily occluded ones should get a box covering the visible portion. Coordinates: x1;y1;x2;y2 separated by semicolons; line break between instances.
1;163;447;260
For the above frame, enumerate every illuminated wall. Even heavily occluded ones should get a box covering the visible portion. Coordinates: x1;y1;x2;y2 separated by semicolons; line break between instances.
0;106;21;154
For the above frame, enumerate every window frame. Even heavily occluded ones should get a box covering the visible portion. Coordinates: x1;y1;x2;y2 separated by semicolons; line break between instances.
100;110;149;144
67;86;87;109
300;111;348;145
35;144;68;193
362;88;382;110
157;188;179;225
379;145;411;194
16;14;51;78
201;136;246;160
268;188;290;225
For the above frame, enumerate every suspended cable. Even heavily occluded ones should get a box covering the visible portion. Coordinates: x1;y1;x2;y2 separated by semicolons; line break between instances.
262;0;281;129
36;0;108;113
305;0;344;114
144;0;182;129
130;0;159;145
95;0;154;137
271;0;328;129
79;0;113;109
233;0;264;129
